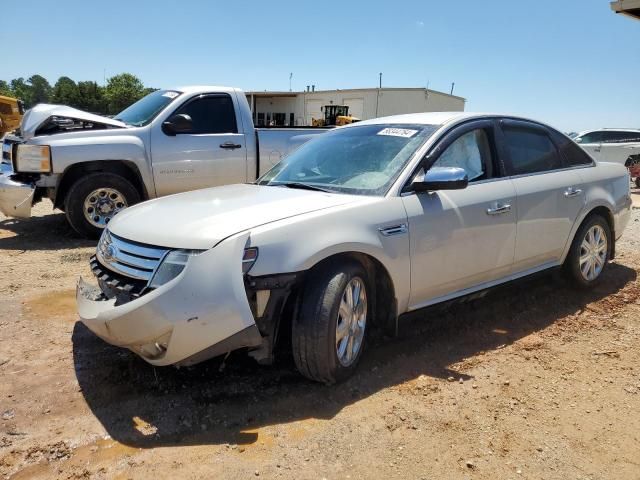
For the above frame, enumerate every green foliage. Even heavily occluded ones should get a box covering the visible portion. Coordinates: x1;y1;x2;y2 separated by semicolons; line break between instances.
51;76;80;106
104;73;145;115
27;75;52;105
0;73;155;114
0;80;12;97
77;81;106;113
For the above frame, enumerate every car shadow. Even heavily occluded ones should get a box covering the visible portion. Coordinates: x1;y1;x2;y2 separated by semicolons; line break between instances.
72;262;637;449
0;212;94;251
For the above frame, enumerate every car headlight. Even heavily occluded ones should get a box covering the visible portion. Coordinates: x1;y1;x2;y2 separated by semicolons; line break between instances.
242;247;259;274
15;144;51;172
149;249;202;288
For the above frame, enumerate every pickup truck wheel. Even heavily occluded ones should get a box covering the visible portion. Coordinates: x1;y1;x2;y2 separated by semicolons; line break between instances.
564;214;611;288
292;260;369;384
64;172;140;238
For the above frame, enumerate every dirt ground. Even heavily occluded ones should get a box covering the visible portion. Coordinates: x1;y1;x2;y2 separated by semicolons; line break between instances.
1;193;640;480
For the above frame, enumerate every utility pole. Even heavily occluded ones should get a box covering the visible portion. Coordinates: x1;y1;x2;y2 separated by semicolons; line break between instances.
450;82;455;95
379;72;382;88
289;72;293;92
375;72;382;117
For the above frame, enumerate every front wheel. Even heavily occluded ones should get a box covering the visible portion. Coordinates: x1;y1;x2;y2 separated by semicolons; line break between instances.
564;214;611;288
64;172;140;238
292;260;370;384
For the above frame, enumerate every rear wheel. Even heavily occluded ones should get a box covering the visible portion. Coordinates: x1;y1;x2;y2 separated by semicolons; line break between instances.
564;214;611;288
64;172;140;238
635;177;640;189
292;260;370;384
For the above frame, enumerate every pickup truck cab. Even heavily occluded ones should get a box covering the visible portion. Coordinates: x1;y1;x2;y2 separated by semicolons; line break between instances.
0;86;326;237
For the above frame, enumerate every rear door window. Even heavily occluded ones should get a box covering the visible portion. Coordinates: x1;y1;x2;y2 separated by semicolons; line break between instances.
502;125;563;175
601;131;640;143
174;94;237;134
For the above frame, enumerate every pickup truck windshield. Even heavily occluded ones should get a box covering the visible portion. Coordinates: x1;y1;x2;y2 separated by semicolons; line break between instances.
114;90;182;127
259;124;438;195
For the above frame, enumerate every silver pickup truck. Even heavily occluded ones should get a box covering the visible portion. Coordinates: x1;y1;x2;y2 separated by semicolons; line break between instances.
0;86;327;237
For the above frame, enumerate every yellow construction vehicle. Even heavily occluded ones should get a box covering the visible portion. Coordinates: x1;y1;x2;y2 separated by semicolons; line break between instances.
312;105;360;127
0;95;25;136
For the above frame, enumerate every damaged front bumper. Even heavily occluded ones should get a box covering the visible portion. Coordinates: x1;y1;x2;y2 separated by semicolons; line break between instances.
76;232;263;366
0;162;35;218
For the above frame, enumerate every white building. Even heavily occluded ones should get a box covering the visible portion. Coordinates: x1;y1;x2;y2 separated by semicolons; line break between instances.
610;0;640;20
245;87;466;127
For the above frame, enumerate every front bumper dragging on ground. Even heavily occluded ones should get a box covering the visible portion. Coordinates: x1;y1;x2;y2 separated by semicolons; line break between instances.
76;232;263;366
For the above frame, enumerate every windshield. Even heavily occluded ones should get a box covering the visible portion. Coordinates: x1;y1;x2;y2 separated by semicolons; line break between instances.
115;90;182;126
258;124;438;196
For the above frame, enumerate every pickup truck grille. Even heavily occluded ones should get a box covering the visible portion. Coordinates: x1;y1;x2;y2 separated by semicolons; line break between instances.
96;230;168;283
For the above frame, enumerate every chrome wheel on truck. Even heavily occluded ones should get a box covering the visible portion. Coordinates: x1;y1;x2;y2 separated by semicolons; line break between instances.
64;172;141;239
83;188;128;228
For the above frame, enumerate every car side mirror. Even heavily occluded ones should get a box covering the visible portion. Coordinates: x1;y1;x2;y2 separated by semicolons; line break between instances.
162;114;192;136
409;166;468;193
574;137;582;144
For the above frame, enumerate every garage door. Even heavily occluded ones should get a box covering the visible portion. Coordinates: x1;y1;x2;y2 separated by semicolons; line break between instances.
305;99;323;125
343;98;364;120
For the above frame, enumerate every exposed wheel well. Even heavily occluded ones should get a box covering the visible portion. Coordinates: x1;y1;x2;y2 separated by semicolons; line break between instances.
578;206;616;259
54;161;147;210
295;252;397;333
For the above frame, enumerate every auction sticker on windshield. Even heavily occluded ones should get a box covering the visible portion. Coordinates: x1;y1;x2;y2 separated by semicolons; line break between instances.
377;128;418;138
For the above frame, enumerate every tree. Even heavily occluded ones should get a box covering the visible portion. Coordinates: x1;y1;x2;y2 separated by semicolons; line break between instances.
104;73;145;114
0;80;12;97
10;78;32;106
77;81;106;113
51;76;80;107
27;74;52;105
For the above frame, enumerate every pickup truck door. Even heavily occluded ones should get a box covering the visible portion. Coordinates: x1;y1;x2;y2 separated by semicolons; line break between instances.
500;120;585;273
402;121;517;308
150;93;248;197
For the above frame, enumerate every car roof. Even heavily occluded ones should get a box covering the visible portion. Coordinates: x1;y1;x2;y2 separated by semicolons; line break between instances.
577;128;640;136
345;112;551;128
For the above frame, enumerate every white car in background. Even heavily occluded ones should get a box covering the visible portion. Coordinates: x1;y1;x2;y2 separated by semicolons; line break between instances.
575;129;640;166
77;112;632;384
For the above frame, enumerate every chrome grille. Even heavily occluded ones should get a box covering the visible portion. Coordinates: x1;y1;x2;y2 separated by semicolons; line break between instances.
96;230;169;282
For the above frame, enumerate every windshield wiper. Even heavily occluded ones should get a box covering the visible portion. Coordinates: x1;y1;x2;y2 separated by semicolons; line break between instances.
276;182;333;193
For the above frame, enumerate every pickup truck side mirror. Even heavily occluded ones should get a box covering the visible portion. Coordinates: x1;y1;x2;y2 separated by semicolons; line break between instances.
409;166;468;193
162;114;193;136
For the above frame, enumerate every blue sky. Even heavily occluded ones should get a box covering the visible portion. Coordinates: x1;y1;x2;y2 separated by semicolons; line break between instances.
2;0;639;132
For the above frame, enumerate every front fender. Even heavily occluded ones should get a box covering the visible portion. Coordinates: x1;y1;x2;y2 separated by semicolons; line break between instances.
43;134;155;197
247;197;412;313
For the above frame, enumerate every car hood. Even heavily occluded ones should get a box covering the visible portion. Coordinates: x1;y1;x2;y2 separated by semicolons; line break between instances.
107;184;363;249
21;104;126;140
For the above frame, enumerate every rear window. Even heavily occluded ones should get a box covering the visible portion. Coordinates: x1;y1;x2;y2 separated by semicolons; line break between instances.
601;131;640;143
503;127;562;175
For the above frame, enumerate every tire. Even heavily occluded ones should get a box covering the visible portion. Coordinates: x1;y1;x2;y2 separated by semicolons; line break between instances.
292;260;370;384
635;177;640;189
564;214;611;288
64;172;140;238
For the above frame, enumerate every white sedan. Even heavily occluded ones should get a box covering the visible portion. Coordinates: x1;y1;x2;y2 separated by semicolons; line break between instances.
77;112;632;383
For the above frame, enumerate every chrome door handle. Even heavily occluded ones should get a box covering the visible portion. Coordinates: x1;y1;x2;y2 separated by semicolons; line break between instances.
564;187;583;198
486;203;511;215
220;142;242;150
